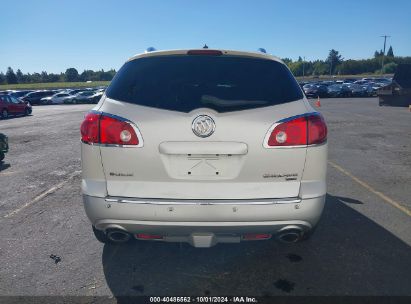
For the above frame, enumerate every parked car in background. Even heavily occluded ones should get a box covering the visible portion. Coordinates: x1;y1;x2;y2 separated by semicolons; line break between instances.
0;95;32;118
95;88;106;93
89;91;104;103
59;89;85;95
40;92;72;104
304;84;328;98
343;78;356;83
71;89;88;95
321;81;334;87
350;84;368;97
81;48;328;247
302;83;316;90
342;81;354;87
21;90;56;105
362;82;384;97
9;90;34;98
374;78;392;85
327;84;352;97
353;80;369;85
0;133;8;162
63;91;97;104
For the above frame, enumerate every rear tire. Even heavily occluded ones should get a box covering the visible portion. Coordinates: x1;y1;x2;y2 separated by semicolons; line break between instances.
1;109;8;119
24;108;30;116
0;152;4;162
92;226;109;243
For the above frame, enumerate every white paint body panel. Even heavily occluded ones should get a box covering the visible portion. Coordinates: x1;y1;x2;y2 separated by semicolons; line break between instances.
97;97;309;199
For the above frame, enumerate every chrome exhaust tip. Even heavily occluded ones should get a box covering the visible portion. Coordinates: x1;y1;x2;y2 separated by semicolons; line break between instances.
277;227;304;243
106;229;131;243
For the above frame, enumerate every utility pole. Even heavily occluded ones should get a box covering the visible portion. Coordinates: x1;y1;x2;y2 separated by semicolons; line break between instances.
380;35;391;74
329;60;332;77
302;56;305;80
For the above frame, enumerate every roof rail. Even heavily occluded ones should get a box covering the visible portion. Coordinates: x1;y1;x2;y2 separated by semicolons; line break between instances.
257;48;267;54
145;47;157;53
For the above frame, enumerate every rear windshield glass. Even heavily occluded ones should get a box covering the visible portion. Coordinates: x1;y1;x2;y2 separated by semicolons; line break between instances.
106;55;303;113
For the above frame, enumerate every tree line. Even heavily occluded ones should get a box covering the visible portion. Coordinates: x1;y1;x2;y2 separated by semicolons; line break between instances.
1;46;411;85
285;46;411;77
0;67;116;85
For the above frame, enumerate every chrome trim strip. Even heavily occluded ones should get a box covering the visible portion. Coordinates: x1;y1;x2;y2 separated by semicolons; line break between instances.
105;197;301;205
277;112;319;123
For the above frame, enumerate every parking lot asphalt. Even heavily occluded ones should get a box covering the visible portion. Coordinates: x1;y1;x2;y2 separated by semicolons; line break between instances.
0;99;410;297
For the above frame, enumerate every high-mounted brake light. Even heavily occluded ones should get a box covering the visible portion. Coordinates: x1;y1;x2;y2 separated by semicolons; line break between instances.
265;113;327;147
187;50;223;56
80;112;142;146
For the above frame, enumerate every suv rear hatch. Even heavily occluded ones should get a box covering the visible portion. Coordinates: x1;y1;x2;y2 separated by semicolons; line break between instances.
98;51;309;200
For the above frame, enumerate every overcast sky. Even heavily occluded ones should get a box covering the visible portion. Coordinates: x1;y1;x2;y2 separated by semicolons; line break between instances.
1;0;410;74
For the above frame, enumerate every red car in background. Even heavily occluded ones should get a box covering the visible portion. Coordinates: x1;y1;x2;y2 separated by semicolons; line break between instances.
0;94;32;119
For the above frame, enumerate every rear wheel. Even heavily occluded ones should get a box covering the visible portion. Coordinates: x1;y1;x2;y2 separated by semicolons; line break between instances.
92;225;109;243
1;109;8;119
24;108;30;116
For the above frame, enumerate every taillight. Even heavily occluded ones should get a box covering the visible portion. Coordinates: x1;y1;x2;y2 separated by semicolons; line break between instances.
267;116;307;146
307;114;327;145
81;112;100;144
265;113;327;147
100;115;139;145
80;112;142;146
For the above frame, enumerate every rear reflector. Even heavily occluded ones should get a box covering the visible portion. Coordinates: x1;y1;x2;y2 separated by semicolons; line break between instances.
266;113;327;147
187;50;223;56
135;233;164;240
80;112;141;146
243;233;272;240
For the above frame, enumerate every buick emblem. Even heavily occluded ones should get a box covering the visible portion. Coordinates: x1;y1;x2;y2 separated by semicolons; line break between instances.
192;115;215;138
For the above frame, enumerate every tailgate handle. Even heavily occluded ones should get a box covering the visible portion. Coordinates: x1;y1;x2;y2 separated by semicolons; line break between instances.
159;142;248;155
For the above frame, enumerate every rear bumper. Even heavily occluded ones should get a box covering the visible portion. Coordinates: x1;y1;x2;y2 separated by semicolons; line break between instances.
83;194;325;239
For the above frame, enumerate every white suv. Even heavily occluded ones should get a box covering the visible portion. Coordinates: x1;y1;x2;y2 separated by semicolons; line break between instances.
80;49;327;248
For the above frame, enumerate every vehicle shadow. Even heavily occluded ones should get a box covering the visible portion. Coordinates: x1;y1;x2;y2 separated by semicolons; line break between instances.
1;114;31;120
101;194;411;298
